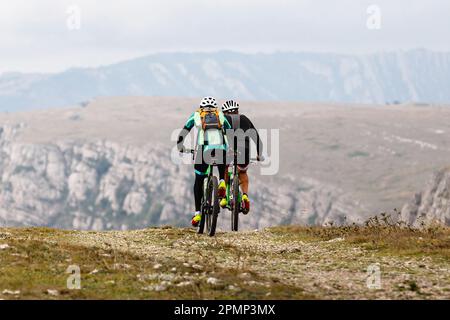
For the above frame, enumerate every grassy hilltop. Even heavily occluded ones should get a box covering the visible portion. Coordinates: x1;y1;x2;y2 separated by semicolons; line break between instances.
0;223;449;300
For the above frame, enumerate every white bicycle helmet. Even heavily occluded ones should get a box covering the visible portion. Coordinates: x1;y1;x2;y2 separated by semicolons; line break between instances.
222;100;239;112
199;96;218;108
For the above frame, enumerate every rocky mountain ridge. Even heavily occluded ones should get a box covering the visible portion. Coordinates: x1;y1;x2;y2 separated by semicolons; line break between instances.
2;49;450;111
401;168;450;226
0;123;364;230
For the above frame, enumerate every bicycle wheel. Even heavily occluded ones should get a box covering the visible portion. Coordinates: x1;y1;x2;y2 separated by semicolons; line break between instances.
197;178;210;234
197;205;206;234
231;174;240;231
207;176;219;237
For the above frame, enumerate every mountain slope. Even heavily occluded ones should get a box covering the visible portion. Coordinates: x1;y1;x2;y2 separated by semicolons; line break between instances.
2;49;450;111
0;123;361;230
2;96;450;229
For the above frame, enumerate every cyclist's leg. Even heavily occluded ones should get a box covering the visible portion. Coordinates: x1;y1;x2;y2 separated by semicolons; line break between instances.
238;169;249;194
212;148;226;181
192;148;208;226
194;162;208;211
223;146;233;185
218;163;226;181
220;164;230;208
238;169;250;213
238;147;250;193
223;165;230;185
238;148;251;213
215;148;227;198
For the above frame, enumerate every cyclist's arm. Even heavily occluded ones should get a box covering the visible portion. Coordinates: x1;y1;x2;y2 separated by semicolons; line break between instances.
243;115;263;157
221;114;232;148
223;116;232;130
177;112;195;151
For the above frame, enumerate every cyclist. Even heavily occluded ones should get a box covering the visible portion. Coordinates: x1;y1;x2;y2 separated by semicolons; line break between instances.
177;97;231;227
221;100;263;214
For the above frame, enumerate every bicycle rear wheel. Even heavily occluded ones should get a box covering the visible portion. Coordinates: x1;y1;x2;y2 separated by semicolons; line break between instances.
231;175;240;231
197;178;210;234
197;206;206;234
206;176;219;237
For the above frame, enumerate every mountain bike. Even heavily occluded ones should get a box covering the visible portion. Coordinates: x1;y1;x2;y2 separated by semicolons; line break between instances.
184;148;220;237
225;150;258;231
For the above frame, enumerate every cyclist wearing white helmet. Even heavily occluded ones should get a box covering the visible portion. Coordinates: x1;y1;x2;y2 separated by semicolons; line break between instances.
177;96;231;226
221;100;263;214
199;96;217;108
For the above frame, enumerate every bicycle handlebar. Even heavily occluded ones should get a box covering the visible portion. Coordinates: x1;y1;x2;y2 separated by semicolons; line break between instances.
181;148;195;154
181;148;262;164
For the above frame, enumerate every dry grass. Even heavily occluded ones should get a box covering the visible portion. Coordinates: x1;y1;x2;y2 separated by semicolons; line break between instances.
0;227;311;300
269;213;450;259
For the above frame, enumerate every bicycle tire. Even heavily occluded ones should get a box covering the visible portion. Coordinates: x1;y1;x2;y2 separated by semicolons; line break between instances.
207;176;219;237
197;205;206;234
231;174;240;231
198;177;211;234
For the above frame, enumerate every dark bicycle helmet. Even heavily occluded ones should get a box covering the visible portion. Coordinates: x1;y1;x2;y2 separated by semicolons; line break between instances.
222;100;239;112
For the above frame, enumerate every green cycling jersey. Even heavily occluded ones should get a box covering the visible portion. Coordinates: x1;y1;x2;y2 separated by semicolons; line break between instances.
178;109;232;151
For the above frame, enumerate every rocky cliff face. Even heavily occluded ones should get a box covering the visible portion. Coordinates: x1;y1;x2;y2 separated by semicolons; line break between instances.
401;168;450;227
0;124;365;230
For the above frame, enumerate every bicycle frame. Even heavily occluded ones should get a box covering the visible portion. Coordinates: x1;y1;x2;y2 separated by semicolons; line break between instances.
182;147;221;202
225;151;242;211
182;147;258;234
226;151;259;213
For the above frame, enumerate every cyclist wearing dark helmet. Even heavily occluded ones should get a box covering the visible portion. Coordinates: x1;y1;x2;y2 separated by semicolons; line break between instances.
221;100;263;214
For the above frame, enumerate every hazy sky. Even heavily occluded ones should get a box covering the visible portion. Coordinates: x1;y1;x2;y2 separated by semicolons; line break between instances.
1;0;449;73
